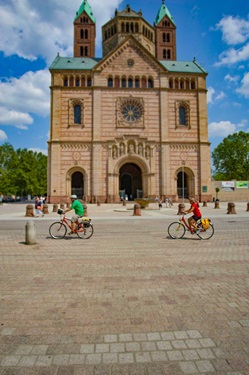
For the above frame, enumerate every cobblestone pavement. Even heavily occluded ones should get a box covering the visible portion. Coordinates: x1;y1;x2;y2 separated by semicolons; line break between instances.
0;202;249;374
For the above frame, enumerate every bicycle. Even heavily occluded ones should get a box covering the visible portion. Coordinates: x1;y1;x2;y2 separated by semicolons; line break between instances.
49;209;94;239
168;213;214;240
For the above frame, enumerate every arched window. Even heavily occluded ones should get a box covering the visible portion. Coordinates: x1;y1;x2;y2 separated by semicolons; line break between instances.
87;76;92;87
167;49;171;59
64;78;68;87
81;76;86;87
169;79;173;89
163;49;166;59
179;106;186;125
74;105;81;124
80;29;84;39
141;77;146;88
167;33;170;42
121;23;125;32
191;79;196;89
85;46;88;57
115;76;120;88
135;78;140;88
148;78;153;88
163;33;166;42
69;77;74;87
80;46;84;56
76;78;80;87
126;23;129;32
121;78;126;88
128;78;133;88
85;29;88;39
108;77;113;87
135;23;139;32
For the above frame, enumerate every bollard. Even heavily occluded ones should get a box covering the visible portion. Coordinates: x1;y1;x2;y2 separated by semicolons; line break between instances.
43;204;49;214
97;201;101;206
25;221;36;245
247;202;249;212
25;204;35;217
83;204;88;216
202;201;207;207
133;203;141;216
177;203;185;215
60;203;65;210
53;203;58;212
227;202;236;214
122;199;126;207
214;201;220;209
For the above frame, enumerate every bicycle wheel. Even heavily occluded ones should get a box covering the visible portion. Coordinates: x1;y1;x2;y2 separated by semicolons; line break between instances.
197;223;214;240
49;222;67;239
76;222;94;239
168;222;186;239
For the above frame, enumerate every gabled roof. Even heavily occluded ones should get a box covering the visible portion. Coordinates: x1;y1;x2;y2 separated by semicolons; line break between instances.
49;54;101;71
154;1;175;26
160;59;207;74
116;5;141;18
74;0;95;23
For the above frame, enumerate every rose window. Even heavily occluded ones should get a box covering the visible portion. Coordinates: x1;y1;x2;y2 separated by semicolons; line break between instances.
121;99;143;124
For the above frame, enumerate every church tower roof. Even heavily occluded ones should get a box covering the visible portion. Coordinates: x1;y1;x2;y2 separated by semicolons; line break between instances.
154;0;175;26
74;0;96;23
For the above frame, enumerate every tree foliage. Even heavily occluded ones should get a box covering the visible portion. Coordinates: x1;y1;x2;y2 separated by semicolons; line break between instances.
212;131;249;180
0;142;47;196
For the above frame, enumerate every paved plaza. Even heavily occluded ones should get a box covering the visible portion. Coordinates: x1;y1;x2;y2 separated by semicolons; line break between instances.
0;201;248;374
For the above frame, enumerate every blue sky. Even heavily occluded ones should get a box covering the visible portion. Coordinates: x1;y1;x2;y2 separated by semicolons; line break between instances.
0;0;248;156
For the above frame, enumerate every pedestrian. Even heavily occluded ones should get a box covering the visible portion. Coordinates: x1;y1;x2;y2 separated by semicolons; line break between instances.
35;197;44;217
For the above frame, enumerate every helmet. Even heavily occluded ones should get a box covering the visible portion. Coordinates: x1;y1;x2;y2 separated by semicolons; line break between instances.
70;194;77;199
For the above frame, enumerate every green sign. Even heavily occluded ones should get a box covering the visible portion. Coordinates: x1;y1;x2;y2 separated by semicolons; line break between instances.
202;185;207;192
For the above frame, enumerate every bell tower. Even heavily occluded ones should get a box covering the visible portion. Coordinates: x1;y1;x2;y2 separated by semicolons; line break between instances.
74;0;96;58
154;0;176;60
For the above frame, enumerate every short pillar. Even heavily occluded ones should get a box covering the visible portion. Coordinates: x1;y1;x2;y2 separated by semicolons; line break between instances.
133;203;141;216
25;221;36;245
202;201;207;207
214;201;220;209
227;202;236;214
83;204;88;216
247;202;249;212
122;200;126;207
177;203;185;215
97;200;101;206
43;204;49;214
25;204;34;217
60;203;65;210
53;204;58;212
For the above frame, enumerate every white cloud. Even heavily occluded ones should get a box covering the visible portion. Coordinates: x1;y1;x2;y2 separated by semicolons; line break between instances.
207;86;225;104
216;15;249;45
225;74;240;83
0;129;8;142
0;0;123;63
0;107;33;128
0;70;50;119
236;72;249;98
209;120;238;138
214;43;249;66
29;147;48;156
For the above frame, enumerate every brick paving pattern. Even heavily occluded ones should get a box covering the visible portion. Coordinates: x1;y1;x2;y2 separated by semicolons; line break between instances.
0;202;248;374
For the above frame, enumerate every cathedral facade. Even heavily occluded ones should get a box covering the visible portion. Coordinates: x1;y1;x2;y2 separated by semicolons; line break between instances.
48;0;212;203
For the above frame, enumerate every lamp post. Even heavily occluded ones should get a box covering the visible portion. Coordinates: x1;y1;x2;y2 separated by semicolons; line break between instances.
182;160;185;202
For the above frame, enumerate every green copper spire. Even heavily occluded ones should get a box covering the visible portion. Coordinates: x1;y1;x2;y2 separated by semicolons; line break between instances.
154;0;175;26
74;0;96;23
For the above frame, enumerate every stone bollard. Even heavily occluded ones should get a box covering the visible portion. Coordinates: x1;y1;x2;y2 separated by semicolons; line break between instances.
202;201;207;207
53;203;58;212
83;204;88;216
133;203;141;216
97;201;101;206
247;202;249;212
25;204;35;217
177;203;185;215
122;200;126;207
214;201;220;209
60;203;65;210
227;202;236;214
43;204;49;214
25;221;36;245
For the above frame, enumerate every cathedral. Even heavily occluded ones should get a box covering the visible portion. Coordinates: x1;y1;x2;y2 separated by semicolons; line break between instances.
48;0;212;203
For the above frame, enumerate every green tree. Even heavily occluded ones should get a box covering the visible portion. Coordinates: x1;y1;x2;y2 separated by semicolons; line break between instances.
0;143;47;197
212;131;249;181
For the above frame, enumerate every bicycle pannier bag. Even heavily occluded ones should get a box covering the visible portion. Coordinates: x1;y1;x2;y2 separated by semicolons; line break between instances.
201;218;210;230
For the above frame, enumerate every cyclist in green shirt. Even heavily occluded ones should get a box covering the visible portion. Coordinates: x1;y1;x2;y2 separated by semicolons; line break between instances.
63;195;84;234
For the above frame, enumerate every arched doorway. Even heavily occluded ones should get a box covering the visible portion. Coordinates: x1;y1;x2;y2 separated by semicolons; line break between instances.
119;163;142;200
71;171;84;198
177;171;188;199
